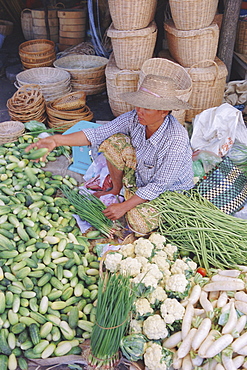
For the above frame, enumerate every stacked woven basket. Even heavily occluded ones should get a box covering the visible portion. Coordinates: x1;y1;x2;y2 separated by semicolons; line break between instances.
163;0;228;122
7;84;46;123
53;55;108;95
15;67;71;102
46;91;94;132
19;39;56;69
0;121;25;145
31;8;59;43
106;0;158;116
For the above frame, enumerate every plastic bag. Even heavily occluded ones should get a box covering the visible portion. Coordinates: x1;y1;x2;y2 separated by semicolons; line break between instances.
192;150;222;173
227;142;247;165
83;153;111;190
191;103;247;157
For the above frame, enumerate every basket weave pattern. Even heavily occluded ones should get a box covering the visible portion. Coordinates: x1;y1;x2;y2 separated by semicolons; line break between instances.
185;58;228;122
235;19;247;55
169;0;218;30
19;39;56;69
0;20;13;36
0;121;25;144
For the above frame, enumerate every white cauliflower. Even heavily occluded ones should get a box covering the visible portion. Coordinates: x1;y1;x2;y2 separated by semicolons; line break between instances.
147;286;167;305
143;314;168;340
119;257;141;277
136;256;149;269
133;264;163;289
134;298;154;317
148;233;166;249
164;244;177;261
144;342;172;370
129;319;143;334
183;257;197;272
104;252;122;272
165;273;188;294
119;243;135;258
170;259;188;275
152;253;170;273
134;238;154;258
160;298;185;324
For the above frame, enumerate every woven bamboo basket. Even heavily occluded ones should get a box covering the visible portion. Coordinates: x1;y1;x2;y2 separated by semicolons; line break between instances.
164;20;219;68
31;8;57;19
0;121;25;144
169;0;218;30
105;53;140;116
138;57;192;125
71;81;106;95
52;91;86;111
19;39;56;67
32;17;59;27
108;0;157;30
107;21;157;70
16;67;71;102
235;19;247;55
185;58;228;122
7;84;46;123
21;9;34;41
0;20;13;36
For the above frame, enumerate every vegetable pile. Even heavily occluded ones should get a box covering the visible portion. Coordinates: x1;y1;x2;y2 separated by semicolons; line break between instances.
153;191;247;270
0;135;100;369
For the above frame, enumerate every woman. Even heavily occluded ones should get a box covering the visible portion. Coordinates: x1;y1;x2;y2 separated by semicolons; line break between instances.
26;74;194;235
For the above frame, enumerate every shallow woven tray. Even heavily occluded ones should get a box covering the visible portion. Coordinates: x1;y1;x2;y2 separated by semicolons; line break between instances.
52;91;86;111
53;54;108;73
16;67;70;86
0;121;25;144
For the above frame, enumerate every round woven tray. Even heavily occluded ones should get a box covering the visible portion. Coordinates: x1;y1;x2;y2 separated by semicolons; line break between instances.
53;54;108;73
19;39;55;58
16;67;70;86
46;101;90;119
52;91;86;111
0;121;25;144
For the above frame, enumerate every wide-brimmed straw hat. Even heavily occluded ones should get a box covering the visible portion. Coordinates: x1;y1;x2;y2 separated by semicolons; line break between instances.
121;74;191;111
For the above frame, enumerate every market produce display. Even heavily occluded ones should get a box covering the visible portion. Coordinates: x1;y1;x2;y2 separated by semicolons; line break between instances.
0;135;100;369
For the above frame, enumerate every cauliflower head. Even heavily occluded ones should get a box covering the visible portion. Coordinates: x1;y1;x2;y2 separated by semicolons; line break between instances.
148;233;166;249
164;244;178;261
165;273;188;294
170;259;188;275
143;314;168;340
134;297;153;317
160;298;185;324
129;319;143;334
147;286;167;305
104;252;122;273
134;238;154;258
151;254;170;273
119;243;135;258
119;257;141;277
133;264;163;289
144;342;173;370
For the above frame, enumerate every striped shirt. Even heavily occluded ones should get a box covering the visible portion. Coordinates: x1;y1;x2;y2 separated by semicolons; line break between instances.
83;110;194;200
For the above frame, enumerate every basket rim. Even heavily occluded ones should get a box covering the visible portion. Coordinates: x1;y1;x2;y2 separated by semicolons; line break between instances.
16;67;70;85
164;19;219;36
107;21;157;38
19;39;55;55
53;54;108;72
0;121;25;136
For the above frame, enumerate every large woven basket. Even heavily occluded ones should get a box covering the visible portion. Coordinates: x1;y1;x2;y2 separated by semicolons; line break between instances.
185;58;228;122
16;67;71;101
138;57;192;125
105;53;140;116
164;20;219;68
19;39;56;68
0;121;25;144
235;19;247;55
21;9;34;41
169;0;218;30
107;21;157;70
108;0;157;30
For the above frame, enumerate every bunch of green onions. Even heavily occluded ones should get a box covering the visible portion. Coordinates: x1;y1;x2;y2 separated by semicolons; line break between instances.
60;185;121;238
89;273;136;369
153;191;247;270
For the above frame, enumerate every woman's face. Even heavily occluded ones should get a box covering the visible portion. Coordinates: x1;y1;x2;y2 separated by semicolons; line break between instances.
135;107;169;127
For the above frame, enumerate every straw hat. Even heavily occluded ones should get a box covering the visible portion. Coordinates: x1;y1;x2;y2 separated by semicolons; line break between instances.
121;74;191;111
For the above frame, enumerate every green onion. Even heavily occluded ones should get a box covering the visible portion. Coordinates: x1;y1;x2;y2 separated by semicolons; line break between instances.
153;191;247;270
60;185;122;238
88;273;137;369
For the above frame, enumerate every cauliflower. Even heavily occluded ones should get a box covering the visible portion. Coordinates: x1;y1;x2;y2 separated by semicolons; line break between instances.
160;298;185;324
134;298;153;317
164;244;178;261
148;233;166;249
136;256;149;269
152;253;170;273
144;342;173;370
134;238;154;258
119;257;141;277
119;243;135;258
170;259;188;275
133;264;163;289
183;257;197;272
143;314;168;340
165;273;188;294
129;319;143;334
147;286;167;305
104;252;122;272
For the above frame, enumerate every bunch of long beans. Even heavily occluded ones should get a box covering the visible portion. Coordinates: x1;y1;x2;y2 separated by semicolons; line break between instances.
152;191;247;270
89;273;136;369
61;185;121;238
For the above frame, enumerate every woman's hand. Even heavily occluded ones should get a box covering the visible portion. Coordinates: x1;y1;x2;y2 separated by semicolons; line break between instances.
24;135;60;161
103;203;127;221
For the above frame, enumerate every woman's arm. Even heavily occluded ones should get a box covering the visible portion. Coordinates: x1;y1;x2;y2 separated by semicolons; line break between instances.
103;194;147;221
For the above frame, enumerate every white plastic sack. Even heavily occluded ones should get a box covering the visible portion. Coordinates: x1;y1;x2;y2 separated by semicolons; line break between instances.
190;103;247;157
